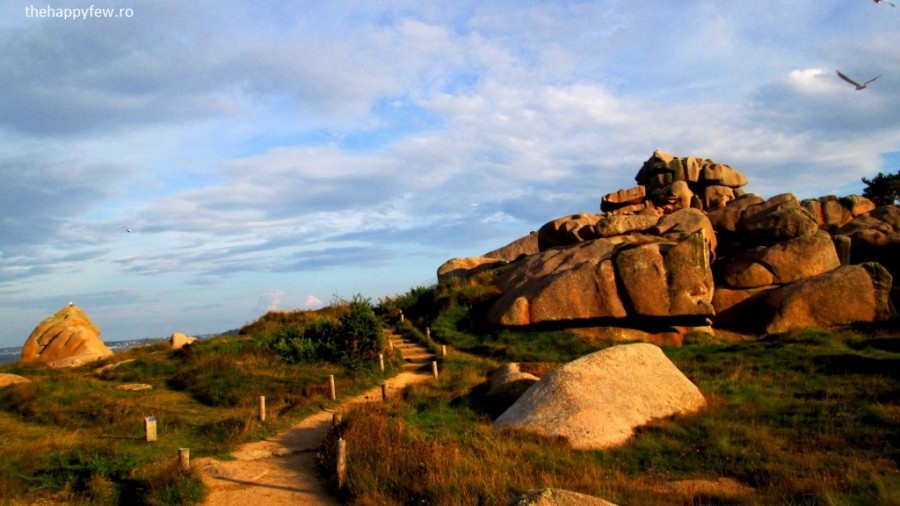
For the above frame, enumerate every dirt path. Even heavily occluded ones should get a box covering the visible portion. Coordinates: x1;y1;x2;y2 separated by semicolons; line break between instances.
196;330;435;506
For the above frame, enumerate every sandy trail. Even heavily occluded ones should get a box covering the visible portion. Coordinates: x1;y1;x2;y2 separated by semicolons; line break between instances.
197;333;433;506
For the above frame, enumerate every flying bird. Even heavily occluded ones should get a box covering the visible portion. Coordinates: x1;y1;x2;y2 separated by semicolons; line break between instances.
836;70;881;90
119;226;134;233
874;0;895;7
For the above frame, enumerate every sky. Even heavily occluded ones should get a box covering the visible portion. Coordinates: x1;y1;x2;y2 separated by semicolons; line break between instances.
1;0;899;348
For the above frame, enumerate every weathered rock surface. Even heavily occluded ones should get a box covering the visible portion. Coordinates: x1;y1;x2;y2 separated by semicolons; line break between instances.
508;488;618;506
484;232;540;262
488;230;714;326
493;343;706;449
738;262;895;334
21;305;113;368
437;257;508;283
717;231;840;288
0;373;30;388
170;332;198;350
802;195;876;231
440;150;898;336
834;205;900;306
537;213;603;250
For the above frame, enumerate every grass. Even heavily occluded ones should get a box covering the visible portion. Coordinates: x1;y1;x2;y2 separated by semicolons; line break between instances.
0;327;398;505
326;325;900;505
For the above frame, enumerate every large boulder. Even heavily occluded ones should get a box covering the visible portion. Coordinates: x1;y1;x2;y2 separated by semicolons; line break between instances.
488;231;714;326
737;194;819;246
717;231;840;289
21;305;113;368
802;195;876;231
731;262;895;334
493;343;706;450
834;205;900;306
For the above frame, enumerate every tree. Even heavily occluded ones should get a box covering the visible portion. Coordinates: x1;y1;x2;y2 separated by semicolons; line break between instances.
861;171;900;206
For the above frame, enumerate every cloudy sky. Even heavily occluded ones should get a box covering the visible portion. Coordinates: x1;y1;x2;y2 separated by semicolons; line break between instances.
1;0;898;347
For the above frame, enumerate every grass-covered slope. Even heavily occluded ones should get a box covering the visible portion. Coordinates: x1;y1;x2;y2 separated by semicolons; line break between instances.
0;297;393;505
334;280;900;505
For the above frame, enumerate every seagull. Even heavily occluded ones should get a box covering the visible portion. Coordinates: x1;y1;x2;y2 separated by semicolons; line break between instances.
836;70;881;90
119;226;134;233
874;0;896;7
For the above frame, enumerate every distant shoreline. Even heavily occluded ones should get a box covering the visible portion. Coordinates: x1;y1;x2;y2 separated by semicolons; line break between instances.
0;333;229;366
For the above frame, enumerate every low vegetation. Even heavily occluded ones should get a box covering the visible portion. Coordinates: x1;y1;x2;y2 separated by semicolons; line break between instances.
3;277;899;505
322;282;900;505
0;295;391;505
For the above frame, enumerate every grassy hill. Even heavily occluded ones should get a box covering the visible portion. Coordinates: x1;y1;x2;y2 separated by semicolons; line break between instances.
1;278;898;505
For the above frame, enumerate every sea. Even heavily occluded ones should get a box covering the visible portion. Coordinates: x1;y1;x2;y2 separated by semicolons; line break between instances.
0;333;229;366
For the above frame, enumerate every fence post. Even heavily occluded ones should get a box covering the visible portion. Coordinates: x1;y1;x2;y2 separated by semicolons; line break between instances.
426;327;430;339
144;416;157;442
399;310;404;322
381;383;387;401
332;412;342;431
379;353;384;373
388;340;393;354
442;345;447;357
259;396;266;422
432;361;439;380
336;437;347;489
329;375;336;401
178;448;190;473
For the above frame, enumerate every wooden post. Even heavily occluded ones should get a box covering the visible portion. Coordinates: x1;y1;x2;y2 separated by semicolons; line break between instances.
442;345;447;357
379;353;384;373
388;340;393;354
426;327;430;339
259;396;266;422
329;375;336;401
336;438;347;489
144;416;157;442
178;448;190;473
432;361;439;380
381;383;387;401
332;412;342;430
399;310;404;322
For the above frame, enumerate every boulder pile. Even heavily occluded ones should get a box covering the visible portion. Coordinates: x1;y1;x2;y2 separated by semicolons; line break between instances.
440;150;897;336
20;305;114;368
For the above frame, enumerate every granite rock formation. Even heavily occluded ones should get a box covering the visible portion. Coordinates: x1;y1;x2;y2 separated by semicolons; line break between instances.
493;343;706;449
21;305;114;368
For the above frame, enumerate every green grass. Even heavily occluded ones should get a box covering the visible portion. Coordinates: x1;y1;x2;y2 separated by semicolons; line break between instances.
327;326;900;505
0;329;398;505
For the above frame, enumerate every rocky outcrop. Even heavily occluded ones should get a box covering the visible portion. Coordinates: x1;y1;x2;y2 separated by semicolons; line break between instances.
508;489;618;506
493;343;706;449
439;150;898;336
488;229;713;326
833;205;900;306
170;332;198;350
721;263;895;334
21;305;113;368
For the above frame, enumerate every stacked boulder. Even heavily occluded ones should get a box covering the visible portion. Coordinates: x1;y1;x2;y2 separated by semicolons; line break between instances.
21;305;114;368
440;150;897;337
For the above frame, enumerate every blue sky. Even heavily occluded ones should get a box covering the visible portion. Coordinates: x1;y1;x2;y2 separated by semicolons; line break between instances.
2;0;899;348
